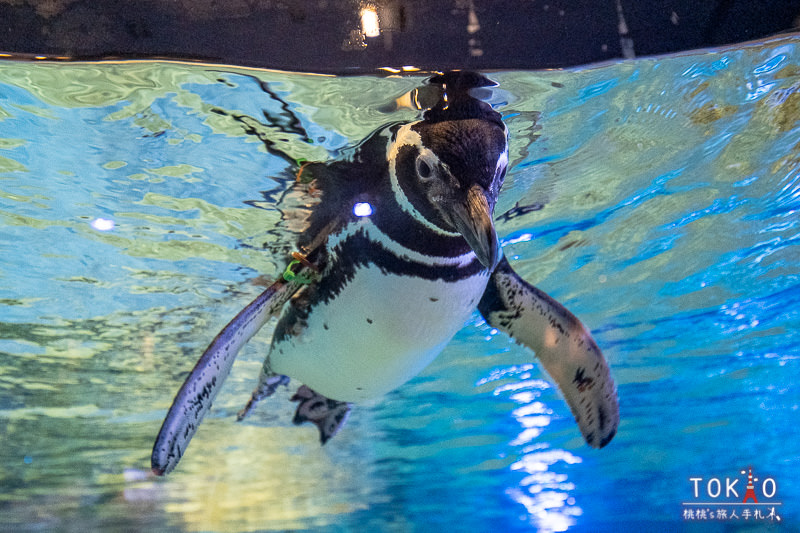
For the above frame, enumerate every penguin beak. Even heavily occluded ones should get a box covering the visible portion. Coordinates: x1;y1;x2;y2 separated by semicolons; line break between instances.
450;184;501;270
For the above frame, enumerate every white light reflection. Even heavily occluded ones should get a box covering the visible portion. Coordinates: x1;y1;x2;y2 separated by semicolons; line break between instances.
745;79;777;101
378;65;422;74
483;365;584;532
476;363;535;387
90;217;114;231
503;232;533;246
353;202;373;217
507;445;584;532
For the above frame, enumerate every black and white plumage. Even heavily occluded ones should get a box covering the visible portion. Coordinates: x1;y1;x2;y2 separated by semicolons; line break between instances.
151;72;618;476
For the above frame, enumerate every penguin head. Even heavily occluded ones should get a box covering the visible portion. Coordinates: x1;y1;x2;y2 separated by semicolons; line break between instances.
385;72;508;269
389;114;508;270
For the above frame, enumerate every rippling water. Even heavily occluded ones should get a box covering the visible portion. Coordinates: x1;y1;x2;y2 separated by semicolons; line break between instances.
1;34;799;532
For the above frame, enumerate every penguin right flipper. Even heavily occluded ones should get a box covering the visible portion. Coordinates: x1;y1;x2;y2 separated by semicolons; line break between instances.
151;275;304;476
478;257;619;448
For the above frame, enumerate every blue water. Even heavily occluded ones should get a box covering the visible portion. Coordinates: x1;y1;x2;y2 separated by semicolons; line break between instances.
1;35;798;532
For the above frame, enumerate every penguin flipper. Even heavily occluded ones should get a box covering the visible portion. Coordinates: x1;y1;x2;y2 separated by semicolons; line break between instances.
478;257;619;448
290;385;351;444
151;277;303;476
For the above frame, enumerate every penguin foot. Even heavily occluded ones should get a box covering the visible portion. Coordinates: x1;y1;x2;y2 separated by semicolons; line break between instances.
237;373;290;421
290;385;351;444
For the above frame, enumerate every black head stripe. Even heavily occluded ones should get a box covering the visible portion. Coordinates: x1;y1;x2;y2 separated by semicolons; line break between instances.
371;199;474;258
393;144;452;231
331;229;485;287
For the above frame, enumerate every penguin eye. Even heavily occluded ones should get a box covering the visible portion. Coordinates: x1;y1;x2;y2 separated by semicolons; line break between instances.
416;157;433;180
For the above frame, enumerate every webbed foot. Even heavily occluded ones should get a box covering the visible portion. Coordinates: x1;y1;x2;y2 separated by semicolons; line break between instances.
237;373;290;421
290;385;351;444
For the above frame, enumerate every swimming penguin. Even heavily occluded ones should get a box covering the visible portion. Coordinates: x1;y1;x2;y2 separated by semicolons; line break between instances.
151;71;618;475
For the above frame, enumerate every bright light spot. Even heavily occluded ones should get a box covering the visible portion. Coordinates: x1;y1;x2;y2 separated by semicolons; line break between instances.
519;415;552;429
505;233;533;245
123;468;149;482
510;427;543;446
512;401;550;418
507;448;584;531
509;391;540;403
360;7;380;37
353;202;373;217
467;7;480;33
91;218;115;231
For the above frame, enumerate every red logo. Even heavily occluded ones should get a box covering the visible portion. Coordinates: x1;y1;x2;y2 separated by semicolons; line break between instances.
742;466;758;504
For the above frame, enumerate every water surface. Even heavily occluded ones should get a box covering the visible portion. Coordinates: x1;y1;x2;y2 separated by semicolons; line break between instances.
1;35;799;532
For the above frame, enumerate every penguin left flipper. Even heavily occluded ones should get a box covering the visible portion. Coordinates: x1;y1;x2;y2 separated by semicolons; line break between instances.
478;257;619;448
151;275;305;476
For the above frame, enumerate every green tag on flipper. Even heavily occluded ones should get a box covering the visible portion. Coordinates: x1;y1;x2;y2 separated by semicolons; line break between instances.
282;260;317;284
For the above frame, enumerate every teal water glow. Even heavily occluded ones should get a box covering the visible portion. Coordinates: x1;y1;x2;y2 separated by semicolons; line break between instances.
1;35;799;532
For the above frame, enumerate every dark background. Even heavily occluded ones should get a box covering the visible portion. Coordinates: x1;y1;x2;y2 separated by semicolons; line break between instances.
1;0;799;72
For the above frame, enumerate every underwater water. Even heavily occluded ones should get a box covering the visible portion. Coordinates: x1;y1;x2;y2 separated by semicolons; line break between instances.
1;33;799;532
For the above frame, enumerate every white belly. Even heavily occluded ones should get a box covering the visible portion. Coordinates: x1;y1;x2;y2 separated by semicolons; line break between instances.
269;265;490;402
